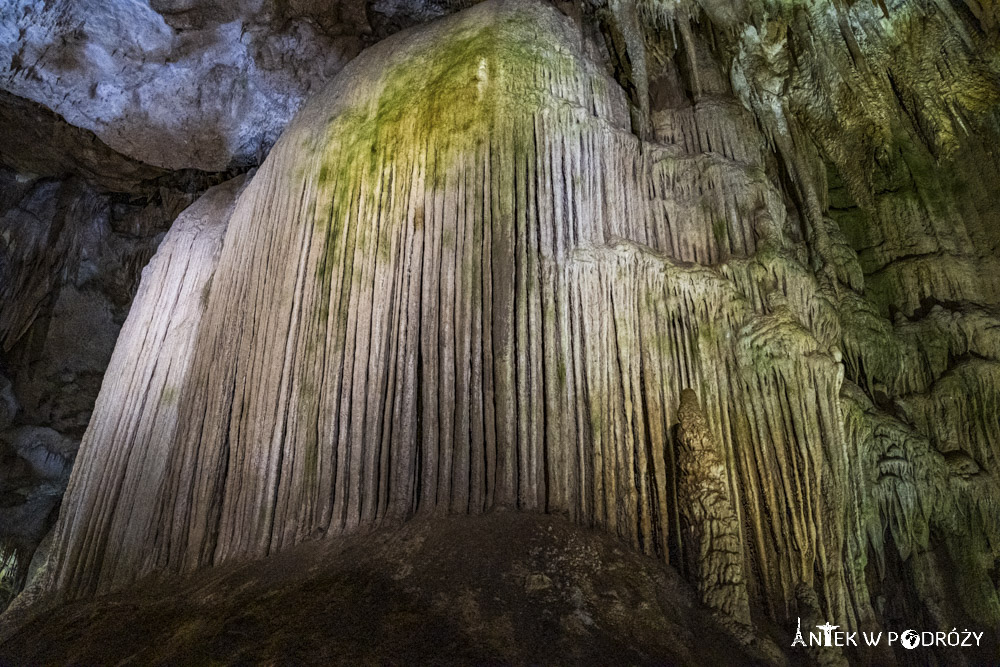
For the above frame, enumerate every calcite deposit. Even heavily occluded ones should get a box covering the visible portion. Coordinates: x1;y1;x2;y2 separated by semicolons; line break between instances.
1;0;999;662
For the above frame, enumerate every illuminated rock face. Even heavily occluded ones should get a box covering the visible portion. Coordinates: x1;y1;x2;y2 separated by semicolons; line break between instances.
40;0;1000;651
0;0;363;170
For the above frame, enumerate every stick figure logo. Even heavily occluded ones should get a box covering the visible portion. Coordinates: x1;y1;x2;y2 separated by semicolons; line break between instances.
816;622;839;647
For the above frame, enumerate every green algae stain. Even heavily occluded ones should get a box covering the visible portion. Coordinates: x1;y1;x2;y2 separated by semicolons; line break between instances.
590;407;603;435
160;386;179;406
698;320;718;348
307;14;580;292
299;10;594;376
318;18;568;192
712;216;727;248
318;163;333;188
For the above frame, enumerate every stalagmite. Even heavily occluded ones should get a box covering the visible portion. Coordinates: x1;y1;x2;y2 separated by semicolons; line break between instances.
675;388;751;631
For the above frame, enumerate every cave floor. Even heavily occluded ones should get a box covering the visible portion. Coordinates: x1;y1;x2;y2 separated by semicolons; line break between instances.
0;511;771;665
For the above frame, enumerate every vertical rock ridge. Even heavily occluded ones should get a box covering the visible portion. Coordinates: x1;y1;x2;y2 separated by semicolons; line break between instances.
47;175;247;596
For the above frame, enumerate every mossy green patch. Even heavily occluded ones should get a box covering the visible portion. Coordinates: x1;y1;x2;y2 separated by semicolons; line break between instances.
698;320;718;348
712;216;727;248
160;386;179;406
305;11;588;299
316;16;576;191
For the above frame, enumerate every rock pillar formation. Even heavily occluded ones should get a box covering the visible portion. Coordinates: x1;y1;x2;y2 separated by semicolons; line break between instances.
676;388;751;631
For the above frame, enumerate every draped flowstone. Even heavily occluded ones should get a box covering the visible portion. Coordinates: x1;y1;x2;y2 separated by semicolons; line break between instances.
41;0;1000;640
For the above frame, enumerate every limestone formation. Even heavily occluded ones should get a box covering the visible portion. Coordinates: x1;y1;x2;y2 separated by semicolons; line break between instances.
47;174;247;594
676;388;751;632
0;160;221;593
2;0;998;662
0;0;365;169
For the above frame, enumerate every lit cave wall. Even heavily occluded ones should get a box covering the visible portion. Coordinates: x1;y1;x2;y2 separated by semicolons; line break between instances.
1;0;998;664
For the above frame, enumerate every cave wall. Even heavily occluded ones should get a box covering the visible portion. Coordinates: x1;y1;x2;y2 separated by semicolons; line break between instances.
2;0;999;662
0;0;366;170
0;167;213;598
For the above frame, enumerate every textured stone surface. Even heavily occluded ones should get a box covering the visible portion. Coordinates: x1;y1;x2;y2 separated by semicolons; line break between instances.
0;513;785;665
34;173;246;596
9;427;75;482
676;388;751;636
0;91;170;193
3;0;1000;663
0;0;366;170
0;164;229;604
0;171;188;434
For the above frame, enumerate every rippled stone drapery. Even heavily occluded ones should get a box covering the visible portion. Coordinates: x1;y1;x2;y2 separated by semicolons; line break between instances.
39;0;1000;648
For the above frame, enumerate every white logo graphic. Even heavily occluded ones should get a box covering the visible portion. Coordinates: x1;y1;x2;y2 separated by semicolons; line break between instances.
790;618;984;650
900;630;920;650
816;622;839;647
